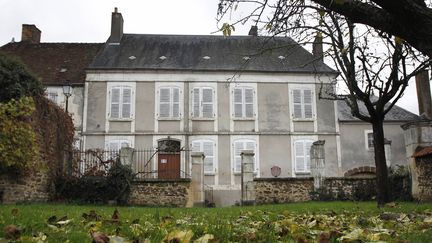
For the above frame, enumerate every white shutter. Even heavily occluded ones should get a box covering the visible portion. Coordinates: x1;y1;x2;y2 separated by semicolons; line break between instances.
172;88;180;117
245;88;254;118
293;89;302;118
192;141;201;152
202;88;213;118
192;88;200;118
303;90;313;118
122;88;132;118
234;88;243;118
203;141;214;173
110;88;120;118
295;141;305;172
159;88;170;117
108;140;119;151
305;141;313;172
234;141;244;172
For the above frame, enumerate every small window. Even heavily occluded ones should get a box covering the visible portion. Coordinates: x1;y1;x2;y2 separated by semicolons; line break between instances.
233;139;256;173
233;87;255;118
158;87;181;118
109;86;133;119
106;139;132;151
292;89;314;119
192;87;215;118
294;139;313;173
48;92;58;104
365;131;374;150
192;140;215;173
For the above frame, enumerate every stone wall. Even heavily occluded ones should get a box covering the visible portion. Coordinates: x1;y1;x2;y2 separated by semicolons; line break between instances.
254;178;314;204
254;177;378;204
414;156;432;201
128;179;191;207
0;171;51;203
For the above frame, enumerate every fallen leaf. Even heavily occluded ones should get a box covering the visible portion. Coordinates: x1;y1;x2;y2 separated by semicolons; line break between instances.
11;208;18;217
194;234;215;243
91;231;110;243
163;230;194;243
4;224;20;240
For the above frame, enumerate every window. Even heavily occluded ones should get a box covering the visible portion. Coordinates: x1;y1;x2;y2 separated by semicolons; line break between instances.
48;92;58;104
106;139;132;151
233;139;256;173
192;140;215;173
292;89;313;119
158;87;181;118
365;130;374;150
109;86;133;119
233;87;255;118
192;87;214;118
294;139;313;173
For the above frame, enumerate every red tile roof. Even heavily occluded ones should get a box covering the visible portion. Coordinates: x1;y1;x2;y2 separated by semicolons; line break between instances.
0;42;103;86
413;146;432;158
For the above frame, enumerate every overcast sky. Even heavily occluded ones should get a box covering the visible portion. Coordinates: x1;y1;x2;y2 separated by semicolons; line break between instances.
0;0;423;115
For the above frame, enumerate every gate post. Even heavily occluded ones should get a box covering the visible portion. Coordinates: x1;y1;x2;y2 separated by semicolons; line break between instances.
120;147;134;167
190;152;205;207
241;150;255;205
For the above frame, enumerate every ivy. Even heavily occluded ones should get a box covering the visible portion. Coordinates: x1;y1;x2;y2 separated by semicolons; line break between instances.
0;96;39;174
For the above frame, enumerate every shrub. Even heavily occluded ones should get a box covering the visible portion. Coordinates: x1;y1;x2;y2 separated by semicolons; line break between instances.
0;53;43;103
0;97;39;174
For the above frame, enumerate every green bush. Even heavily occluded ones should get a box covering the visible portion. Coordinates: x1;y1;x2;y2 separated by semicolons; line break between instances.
55;160;135;204
0;97;39;174
0;53;43;103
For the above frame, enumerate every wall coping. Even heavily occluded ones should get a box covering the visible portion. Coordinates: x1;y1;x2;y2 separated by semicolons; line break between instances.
133;178;191;183
254;177;376;182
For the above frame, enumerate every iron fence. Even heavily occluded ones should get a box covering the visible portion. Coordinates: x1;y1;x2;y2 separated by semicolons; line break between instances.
69;148;190;179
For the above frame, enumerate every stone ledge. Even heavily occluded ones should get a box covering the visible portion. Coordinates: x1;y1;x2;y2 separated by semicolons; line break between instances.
254;177;313;182
133;178;191;183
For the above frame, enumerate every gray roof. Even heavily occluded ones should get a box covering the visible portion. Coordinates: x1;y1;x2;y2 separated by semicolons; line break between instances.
89;34;336;73
338;100;418;122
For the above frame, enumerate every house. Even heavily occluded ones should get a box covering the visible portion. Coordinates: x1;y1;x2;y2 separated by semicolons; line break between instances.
338;100;418;177
0;24;103;148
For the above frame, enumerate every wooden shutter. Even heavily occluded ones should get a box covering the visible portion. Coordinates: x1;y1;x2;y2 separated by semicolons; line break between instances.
202;88;213;118
203;141;214;173
234;88;243;118
110;88;120;118
122;87;132;118
295;141;305;172
172;88;180;117
293;89;302;118
234;141;244;172
245;88;254;118
192;88;200;118
303;89;313;118
159;88;170;117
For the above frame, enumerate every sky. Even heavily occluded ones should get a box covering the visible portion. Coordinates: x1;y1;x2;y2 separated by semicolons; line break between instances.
0;0;423;115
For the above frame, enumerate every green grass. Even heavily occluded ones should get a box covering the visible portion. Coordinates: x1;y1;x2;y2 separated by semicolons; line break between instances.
0;202;431;242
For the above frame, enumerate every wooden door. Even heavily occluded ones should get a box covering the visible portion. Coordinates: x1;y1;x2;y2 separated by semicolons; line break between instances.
158;153;180;179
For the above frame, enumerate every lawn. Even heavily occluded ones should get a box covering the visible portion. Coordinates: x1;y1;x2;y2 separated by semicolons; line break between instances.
0;202;432;242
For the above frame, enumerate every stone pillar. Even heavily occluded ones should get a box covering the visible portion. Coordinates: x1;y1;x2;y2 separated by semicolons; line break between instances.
190;152;205;207
241;150;255;205
311;140;325;189
120;147;134;167
415;70;432;119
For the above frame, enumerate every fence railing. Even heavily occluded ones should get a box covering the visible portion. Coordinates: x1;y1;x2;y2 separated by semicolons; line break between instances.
69;148;190;179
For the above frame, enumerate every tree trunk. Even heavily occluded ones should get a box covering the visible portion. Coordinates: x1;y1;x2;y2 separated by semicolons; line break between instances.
372;119;390;206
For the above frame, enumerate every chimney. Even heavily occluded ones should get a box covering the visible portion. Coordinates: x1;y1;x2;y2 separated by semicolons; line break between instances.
415;70;432;119
248;26;258;37
21;24;41;44
312;32;323;61
109;7;123;43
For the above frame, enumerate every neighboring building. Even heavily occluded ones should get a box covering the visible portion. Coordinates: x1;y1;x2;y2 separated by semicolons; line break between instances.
338;101;418;177
0;24;103;147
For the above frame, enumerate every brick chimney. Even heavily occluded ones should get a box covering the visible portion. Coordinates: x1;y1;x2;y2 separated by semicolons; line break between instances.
415;70;432;119
312;33;323;61
248;26;258;37
21;24;41;43
109;7;123;43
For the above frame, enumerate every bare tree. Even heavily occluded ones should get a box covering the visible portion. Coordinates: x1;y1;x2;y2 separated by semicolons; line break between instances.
217;0;430;205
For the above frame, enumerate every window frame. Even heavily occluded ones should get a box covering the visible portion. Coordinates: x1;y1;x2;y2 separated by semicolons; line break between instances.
191;139;217;174
107;83;135;121
231;84;257;120
365;130;374;151
157;85;183;120
191;86;216;120
232;138;259;174
293;139;314;174
290;85;316;121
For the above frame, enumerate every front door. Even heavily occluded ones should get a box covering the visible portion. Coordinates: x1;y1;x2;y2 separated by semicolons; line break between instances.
158;152;180;179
